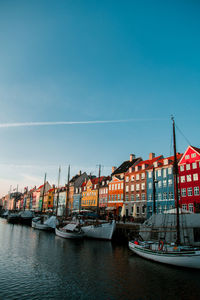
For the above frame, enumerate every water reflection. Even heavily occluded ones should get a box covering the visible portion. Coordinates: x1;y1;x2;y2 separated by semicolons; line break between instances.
0;219;200;300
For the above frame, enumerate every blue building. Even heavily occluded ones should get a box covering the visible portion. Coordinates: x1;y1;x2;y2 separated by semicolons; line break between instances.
146;156;179;218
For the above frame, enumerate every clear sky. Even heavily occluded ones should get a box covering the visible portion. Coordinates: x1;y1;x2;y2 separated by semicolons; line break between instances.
0;0;199;196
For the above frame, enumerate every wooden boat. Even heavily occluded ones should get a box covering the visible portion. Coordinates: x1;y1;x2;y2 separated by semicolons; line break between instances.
81;220;116;240
32;215;58;231
129;117;200;269
7;212;20;224
55;223;84;239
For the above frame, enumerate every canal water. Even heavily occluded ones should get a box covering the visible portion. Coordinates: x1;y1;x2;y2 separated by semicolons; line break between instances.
0;218;200;300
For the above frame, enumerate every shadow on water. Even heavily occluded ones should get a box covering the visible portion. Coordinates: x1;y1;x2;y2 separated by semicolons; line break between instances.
0;219;200;300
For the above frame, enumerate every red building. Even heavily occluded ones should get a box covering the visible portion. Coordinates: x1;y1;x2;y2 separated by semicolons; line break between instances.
99;176;110;210
178;146;200;212
124;153;163;218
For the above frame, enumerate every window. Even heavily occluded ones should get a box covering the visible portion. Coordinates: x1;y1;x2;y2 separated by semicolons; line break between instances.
192;162;197;169
163;192;167;200
149;182;152;189
163;180;167;187
187;187;193;196
131;176;134;181
186;164;190;170
169;192;173;200
136;174;140;180
182;204;187;210
168;179;172;186
121;183;123;189
158;205;162;214
185;155;190;160
191;153;196;158
135;166;138;172
142;193;145;201
148;172;152;178
181;188;186;197
118;194;120;200
187;175;192;182
126;177;129;182
115;184;117;190
194;187;199;196
180;165;184;172
142;205;145;214
136;194;140;201
131;194;134;201
158;181;162;188
164;159;168;165
148;194;152;201
136;206;140;214
131;185;134;191
126;186;129;192
136;184;140;191
168;167;172;175
193;174;198;181
125;195;129;201
142;164;145;170
163;169;167;178
141;173;145;179
189;204;194;212
157;169;161;177
158;193;162;200
141;183;145;190
181;176;185;183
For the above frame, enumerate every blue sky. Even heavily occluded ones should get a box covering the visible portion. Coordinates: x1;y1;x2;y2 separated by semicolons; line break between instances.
0;0;199;195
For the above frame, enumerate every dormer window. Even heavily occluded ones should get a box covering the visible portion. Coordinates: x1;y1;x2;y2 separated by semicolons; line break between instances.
135;166;138;171
142;164;145;170
164;159;168;165
102;181;104;185
185;155;190;160
154;162;158;167
191;153;196;158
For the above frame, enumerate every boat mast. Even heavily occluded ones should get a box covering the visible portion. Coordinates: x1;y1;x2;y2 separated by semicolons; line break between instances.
41;173;47;213
152;166;156;214
172;116;181;245
96;164;101;216
55;166;61;216
66;165;70;217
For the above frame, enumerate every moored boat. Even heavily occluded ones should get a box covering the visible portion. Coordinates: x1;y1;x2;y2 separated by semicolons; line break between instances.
81;220;116;240
7;212;20;224
55;223;84;239
32;215;58;231
129;240;200;269
128;117;200;269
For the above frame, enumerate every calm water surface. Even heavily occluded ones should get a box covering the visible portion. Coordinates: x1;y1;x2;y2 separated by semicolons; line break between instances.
0;218;200;300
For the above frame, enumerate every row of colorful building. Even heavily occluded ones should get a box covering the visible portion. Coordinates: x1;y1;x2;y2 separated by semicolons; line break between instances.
1;145;200;219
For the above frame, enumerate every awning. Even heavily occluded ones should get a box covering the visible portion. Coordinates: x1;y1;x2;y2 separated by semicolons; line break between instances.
106;207;116;211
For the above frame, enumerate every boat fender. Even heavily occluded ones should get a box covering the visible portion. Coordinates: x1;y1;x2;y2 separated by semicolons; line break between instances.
134;241;139;245
158;240;164;251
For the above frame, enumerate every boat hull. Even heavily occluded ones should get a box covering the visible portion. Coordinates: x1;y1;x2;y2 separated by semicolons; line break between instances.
82;221;116;240
129;241;200;269
55;228;84;239
31;221;52;231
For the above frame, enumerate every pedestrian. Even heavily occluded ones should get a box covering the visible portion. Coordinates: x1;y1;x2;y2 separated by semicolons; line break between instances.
122;215;125;223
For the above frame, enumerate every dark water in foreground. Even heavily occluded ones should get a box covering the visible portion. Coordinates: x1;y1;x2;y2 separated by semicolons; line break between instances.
0;219;200;300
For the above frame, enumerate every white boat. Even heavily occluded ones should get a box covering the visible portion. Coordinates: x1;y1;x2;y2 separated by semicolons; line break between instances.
129;117;200;269
81;220;116;240
55;223;85;239
129;240;200;269
32;215;58;231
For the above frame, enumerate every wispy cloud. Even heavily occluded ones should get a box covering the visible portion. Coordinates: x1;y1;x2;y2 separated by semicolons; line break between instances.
0;118;165;128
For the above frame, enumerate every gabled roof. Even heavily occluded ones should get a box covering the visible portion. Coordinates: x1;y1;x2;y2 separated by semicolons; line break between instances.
112;157;142;176
147;153;182;170
179;145;200;165
131;155;163;172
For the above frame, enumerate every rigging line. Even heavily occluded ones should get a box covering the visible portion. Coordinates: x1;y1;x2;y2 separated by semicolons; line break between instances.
175;124;191;146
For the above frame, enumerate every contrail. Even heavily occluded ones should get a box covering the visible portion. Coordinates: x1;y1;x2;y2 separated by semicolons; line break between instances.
0;118;164;128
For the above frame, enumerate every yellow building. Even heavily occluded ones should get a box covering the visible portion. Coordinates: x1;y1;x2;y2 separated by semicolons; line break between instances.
43;188;55;211
81;177;104;209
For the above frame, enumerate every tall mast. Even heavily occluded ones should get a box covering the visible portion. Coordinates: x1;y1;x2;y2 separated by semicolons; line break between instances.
66;165;70;217
172;116;181;245
55;166;61;216
96;164;101;216
41;173;47;213
152;166;156;214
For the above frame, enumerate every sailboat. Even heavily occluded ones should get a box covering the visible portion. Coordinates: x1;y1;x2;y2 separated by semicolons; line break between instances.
128;117;200;269
81;165;116;240
32;173;58;231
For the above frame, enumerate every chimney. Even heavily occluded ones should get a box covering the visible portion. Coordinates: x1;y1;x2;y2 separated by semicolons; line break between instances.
78;170;82;176
112;166;116;173
149;153;155;160
130;154;135;162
